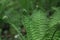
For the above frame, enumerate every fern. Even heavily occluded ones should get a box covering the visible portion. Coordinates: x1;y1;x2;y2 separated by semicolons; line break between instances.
0;0;60;40
23;9;49;40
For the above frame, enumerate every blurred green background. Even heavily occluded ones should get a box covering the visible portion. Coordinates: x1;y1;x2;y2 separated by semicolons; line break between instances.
0;0;60;40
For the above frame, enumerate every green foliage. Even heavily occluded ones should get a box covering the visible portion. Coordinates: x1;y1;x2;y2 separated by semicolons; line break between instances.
0;0;60;40
23;9;48;40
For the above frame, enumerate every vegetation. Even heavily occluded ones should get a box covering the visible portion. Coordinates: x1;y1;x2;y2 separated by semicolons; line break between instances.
0;0;60;40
